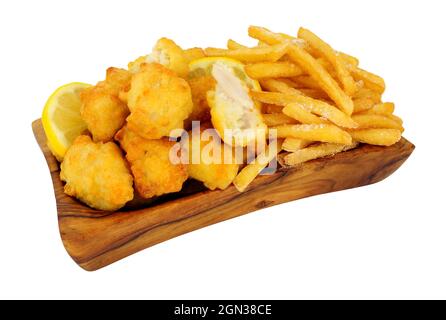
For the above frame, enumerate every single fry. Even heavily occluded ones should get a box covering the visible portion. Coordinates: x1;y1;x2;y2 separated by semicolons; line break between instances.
263;104;284;114
245;62;303;79
204;42;289;63
298;27;357;96
353;98;375;113
251;90;358;128
283;142;358;166
282;138;312;152
361;102;395;116
389;114;403;125
262;113;297;126
227;39;247;50
353;87;382;103
350;67;385;94
273;124;352;145
352;114;403;131
348;129;401;146
283;103;327;125
184;47;205;63
292;75;321;89
233;141;282;192
338;52;359;68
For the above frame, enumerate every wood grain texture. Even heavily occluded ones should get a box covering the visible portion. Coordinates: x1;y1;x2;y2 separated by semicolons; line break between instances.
32;119;415;271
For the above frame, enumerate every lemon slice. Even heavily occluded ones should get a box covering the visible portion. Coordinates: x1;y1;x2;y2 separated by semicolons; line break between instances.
42;82;91;160
188;57;261;91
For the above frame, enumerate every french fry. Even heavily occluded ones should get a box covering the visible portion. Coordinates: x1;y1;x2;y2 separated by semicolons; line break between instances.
283;103;327;125
273;124;352;144
233;141;282;192
389;114;403;125
353;87;382;103
338;52;359;68
299;88;331;100
248;26;355;115
263;104;284;114
245;62;303;79
352;114;403;131
282;138;312;152
262;113;297;126
204;42;289;63
298;27;357;96
184;47;205;63
348;129;401;146
353;98;375;113
350;67;386;94
292;75;321;89
360;102;395;116
251;90;358;128
227;39;247;50
287;44;354;115
283;142;358;166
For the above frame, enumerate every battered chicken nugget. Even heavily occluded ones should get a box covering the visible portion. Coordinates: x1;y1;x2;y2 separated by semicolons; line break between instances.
128;38;189;78
183;126;239;190
115;126;188;198
126;63;193;139
60;135;134;211
80;67;131;142
185;75;215;129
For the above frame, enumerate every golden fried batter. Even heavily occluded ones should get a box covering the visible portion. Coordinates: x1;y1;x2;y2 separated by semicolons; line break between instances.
115;126;188;198
183;125;239;190
80;67;131;142
185;75;215;129
128;38;189;78
60;135;134;211
126;63;193;139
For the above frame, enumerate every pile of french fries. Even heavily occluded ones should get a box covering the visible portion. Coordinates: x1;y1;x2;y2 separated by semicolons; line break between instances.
203;26;404;191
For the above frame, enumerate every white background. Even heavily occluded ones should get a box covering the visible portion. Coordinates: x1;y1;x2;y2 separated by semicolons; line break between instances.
0;0;444;299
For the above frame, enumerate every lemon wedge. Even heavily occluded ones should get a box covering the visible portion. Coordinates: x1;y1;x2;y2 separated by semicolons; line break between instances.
42;82;91;160
188;57;261;91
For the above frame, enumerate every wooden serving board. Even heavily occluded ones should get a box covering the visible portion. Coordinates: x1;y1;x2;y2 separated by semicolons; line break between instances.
32;119;415;271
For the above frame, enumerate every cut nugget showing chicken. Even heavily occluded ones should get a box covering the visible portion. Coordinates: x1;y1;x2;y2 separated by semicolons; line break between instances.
115;126;188;198
128;37;189;78
80;67;131;142
60;135;134;211
207;62;267;147
183;125;239;190
126;63;193;139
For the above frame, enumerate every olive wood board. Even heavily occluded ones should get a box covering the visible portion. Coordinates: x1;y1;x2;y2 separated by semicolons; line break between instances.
32;119;415;271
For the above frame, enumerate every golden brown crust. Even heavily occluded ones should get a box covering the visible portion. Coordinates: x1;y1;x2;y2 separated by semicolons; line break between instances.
126;63;193;139
80;68;132;142
115;126;188;198
60;135;134;211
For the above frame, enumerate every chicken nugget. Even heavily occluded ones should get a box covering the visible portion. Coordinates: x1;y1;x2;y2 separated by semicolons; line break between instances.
126;63;193;139
115;126;188;198
60;135;134;211
128;38;189;78
183;125;239;190
185;75;215;129
80;67;131;142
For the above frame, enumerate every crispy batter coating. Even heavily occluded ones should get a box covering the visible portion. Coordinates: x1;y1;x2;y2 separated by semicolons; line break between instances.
185;75;215;129
184;126;239;190
115;126;188;198
60;135;134;211
80;67;131;142
128;38;189;78
126;63;193;139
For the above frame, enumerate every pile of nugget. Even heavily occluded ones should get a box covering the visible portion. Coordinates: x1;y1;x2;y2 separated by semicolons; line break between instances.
51;25;404;211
